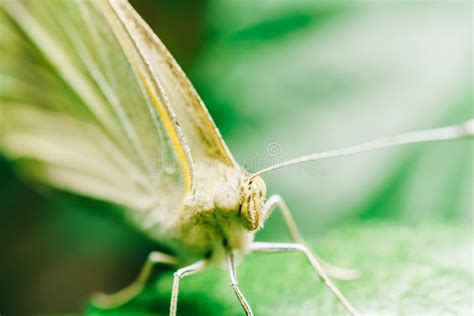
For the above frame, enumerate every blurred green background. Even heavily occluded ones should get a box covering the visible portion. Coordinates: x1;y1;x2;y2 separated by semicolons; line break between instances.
0;0;472;315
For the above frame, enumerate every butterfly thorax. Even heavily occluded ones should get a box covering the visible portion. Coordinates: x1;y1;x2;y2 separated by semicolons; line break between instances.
167;161;267;262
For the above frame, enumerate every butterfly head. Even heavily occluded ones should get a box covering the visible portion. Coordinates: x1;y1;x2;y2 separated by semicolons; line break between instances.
239;176;267;231
212;171;266;232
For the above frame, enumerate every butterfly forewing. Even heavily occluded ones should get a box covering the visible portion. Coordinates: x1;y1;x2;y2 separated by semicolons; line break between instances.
107;0;238;168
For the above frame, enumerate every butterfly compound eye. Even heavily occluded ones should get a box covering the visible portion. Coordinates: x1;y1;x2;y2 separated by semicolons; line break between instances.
240;176;267;231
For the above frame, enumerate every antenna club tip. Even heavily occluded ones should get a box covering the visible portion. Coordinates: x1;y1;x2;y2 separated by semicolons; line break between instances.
463;119;474;137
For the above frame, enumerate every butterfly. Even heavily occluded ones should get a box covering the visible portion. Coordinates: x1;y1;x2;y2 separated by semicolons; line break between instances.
0;0;472;315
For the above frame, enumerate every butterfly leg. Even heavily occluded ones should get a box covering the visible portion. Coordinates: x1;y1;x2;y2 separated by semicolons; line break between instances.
227;251;254;316
250;242;360;316
262;195;359;280
91;251;178;309
170;260;207;316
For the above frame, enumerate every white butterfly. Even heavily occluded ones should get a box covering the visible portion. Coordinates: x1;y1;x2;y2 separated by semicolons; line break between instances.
0;1;472;315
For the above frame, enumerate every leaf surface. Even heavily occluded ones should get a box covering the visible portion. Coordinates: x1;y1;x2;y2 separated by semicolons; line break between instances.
85;223;473;315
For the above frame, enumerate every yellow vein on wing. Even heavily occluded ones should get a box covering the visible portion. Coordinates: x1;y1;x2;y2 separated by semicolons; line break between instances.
102;0;195;193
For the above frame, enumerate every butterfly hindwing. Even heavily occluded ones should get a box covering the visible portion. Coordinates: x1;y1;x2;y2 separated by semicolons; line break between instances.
0;0;195;217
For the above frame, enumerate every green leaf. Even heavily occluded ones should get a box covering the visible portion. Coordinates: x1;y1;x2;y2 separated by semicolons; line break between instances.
85;222;473;315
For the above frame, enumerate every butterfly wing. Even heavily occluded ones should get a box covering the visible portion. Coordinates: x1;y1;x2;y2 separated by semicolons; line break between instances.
0;0;194;218
105;0;237;168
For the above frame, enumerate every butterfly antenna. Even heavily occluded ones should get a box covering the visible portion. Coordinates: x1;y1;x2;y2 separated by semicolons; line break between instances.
250;119;474;179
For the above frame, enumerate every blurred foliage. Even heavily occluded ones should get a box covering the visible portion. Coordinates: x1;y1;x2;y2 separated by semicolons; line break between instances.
0;0;472;315
86;223;473;315
193;0;473;236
